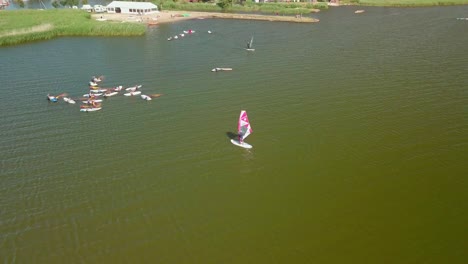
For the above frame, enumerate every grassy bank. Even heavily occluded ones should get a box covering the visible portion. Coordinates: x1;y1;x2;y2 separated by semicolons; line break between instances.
0;9;146;47
155;1;328;15
340;0;468;6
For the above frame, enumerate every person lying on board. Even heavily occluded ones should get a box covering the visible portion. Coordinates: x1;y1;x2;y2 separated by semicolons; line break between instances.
91;76;102;82
47;94;58;102
47;93;66;102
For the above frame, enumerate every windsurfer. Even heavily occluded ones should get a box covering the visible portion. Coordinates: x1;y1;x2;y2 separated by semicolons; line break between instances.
246;42;251;49
91;76;101;83
47;94;60;102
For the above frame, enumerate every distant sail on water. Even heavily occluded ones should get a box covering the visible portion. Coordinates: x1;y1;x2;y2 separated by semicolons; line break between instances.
246;36;255;51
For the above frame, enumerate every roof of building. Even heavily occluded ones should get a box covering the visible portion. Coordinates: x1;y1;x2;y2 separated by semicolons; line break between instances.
106;1;157;9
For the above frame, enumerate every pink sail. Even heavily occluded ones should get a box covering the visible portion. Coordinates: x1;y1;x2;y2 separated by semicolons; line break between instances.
238;110;253;143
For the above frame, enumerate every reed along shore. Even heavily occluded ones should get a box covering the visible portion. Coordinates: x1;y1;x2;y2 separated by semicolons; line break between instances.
0;9;146;47
340;0;468;6
0;8;319;47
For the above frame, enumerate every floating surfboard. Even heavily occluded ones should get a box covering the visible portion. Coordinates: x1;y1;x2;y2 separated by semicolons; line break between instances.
81;99;103;104
125;85;142;91
124;91;142;96
80;107;102;112
141;94;152;101
103;91;118;97
84;93;102;97
212;68;233;72
63;97;76;104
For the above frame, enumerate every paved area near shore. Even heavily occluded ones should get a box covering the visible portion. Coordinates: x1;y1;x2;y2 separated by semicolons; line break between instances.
92;10;319;24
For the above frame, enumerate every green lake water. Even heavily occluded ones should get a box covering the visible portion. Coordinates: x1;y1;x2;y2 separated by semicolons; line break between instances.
0;6;467;263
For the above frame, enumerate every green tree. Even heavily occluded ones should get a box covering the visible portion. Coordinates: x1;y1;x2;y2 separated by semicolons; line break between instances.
13;0;25;8
59;0;79;7
217;0;232;10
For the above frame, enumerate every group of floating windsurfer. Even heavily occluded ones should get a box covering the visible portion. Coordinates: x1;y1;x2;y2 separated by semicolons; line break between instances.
47;75;163;112
167;29;213;41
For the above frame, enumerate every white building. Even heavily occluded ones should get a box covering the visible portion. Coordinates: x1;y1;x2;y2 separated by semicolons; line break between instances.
106;1;158;15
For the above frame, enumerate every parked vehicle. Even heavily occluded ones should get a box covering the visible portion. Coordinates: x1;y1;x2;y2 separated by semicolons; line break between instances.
94;5;106;13
81;4;93;12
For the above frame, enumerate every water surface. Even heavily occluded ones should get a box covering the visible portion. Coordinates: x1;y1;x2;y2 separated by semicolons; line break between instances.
0;6;467;263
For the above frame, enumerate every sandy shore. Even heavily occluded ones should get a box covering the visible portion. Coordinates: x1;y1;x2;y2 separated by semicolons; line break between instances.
92;10;319;24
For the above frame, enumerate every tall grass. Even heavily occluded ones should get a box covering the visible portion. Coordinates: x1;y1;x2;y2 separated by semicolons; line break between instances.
0;9;146;47
340;0;468;6
155;1;327;14
233;2;328;14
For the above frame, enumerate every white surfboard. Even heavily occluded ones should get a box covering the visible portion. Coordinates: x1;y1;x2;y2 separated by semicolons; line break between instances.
212;67;233;72
83;93;102;97
63;97;76;104
230;139;253;149
89;89;104;93
124;91;142;96
80;107;102;112
141;94;152;101
82;99;103;104
104;91;118;97
125;85;142;91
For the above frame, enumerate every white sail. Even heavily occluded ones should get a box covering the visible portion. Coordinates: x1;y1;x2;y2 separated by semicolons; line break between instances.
246;36;255;51
238;110;252;142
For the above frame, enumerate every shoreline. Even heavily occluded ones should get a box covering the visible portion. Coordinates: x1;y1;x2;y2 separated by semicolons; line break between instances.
92;10;320;24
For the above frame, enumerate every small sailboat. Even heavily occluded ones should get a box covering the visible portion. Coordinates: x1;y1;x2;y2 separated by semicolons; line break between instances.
231;110;253;149
246;36;255;52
